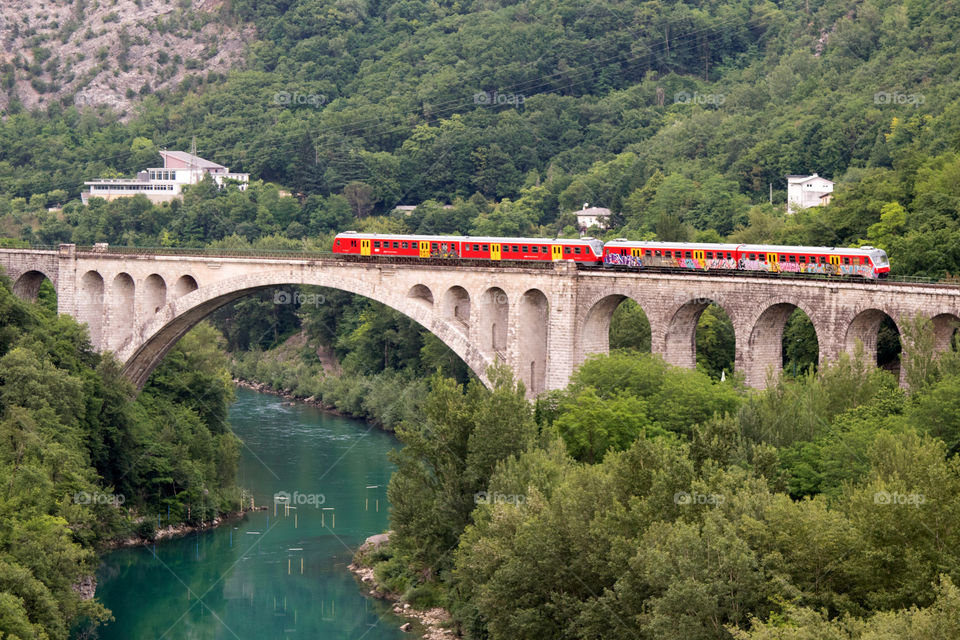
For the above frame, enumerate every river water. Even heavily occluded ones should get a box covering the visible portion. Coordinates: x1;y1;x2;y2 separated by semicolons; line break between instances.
94;387;406;639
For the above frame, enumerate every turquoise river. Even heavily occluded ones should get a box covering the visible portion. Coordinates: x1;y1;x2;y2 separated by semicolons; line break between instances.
94;387;407;639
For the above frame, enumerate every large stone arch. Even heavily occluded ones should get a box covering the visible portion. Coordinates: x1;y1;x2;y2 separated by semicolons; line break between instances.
119;271;494;390
844;308;901;363
578;292;654;362
12;270;56;302
662;296;738;371
740;298;825;388
931;312;960;352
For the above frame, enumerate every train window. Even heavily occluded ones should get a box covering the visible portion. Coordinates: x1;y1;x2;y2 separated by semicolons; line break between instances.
799;256;806;263
685;251;692;258
664;251;672;258
482;244;488;251
441;243;448;251
789;255;795;262
432;243;438;250
513;245;519;252
473;244;479;251
706;251;713;259
351;240;357;247
726;252;732;259
574;247;582;254
779;255;786;261
335;240;340;246
522;246;528;252
401;242;408;248
393;241;399;248
843;257;850;265
531;246;538;253
374;241;381;248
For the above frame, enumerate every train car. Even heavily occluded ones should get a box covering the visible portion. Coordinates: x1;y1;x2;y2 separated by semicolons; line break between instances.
604;239;890;278
737;244;889;278
332;232;604;264
603;240;741;270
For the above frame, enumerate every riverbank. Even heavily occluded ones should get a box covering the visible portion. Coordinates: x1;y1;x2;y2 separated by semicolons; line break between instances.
350;533;457;639
103;507;259;550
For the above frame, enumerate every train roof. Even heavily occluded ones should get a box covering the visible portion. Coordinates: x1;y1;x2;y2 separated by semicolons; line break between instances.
336;232;600;245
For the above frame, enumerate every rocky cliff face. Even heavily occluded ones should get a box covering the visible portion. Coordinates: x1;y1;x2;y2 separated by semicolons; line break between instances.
0;0;252;116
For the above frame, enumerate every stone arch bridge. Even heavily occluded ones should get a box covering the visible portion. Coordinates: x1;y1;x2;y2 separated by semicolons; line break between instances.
2;244;959;396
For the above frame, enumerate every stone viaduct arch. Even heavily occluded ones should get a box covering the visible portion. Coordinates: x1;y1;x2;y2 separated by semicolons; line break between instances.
118;270;499;390
1;245;959;397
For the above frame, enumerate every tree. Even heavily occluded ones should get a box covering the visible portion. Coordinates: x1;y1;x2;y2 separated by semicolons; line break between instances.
342;181;375;218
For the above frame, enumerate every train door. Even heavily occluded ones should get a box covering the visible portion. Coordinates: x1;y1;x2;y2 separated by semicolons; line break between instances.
551;245;562;260
418;241;430;258
630;247;641;258
766;253;778;272
692;249;705;267
490;243;502;260
828;255;841;273
361;238;371;256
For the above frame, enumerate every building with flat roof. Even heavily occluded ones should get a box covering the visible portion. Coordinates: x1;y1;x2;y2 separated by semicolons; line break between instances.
82;150;249;204
786;173;834;211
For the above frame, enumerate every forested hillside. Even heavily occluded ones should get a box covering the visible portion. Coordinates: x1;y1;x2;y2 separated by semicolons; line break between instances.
2;0;959;277
0;276;239;638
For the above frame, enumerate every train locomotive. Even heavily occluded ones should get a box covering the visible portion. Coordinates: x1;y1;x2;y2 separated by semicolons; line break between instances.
332;232;890;279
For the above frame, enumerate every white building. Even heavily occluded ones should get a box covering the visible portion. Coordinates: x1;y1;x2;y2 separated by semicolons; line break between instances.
576;205;612;230
82;150;250;205
786;173;834;211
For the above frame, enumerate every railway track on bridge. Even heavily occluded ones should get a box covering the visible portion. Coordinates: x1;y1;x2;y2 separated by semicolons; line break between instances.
17;245;960;291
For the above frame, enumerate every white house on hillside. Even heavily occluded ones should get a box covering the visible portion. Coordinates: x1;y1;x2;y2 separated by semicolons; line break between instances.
786;173;834;210
576;205;612;230
82;150;250;205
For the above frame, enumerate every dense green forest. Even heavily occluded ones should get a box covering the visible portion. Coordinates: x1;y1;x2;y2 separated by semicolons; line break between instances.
355;331;960;640
0;276;238;638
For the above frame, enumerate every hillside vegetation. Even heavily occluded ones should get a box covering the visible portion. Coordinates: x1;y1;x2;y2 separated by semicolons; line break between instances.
1;0;959;277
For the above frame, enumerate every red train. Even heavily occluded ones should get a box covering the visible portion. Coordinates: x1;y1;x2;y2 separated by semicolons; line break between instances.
332;232;891;279
332;232;604;263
